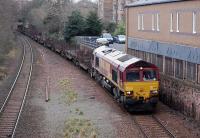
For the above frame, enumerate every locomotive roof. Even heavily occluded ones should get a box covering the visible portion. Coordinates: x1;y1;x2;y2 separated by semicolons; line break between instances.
93;46;143;72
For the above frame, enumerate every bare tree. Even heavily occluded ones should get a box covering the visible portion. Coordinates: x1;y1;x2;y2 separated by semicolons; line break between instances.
0;0;17;63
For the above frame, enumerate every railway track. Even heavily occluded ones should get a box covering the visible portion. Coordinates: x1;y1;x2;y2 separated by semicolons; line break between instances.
97;78;176;138
0;36;33;138
133;115;176;138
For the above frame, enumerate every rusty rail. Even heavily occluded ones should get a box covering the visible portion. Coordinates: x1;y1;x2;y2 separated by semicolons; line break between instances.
0;36;33;138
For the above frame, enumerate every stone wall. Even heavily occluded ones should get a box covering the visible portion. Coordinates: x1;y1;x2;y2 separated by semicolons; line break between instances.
160;75;200;121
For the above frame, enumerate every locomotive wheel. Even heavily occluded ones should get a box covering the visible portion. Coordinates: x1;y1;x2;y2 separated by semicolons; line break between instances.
75;61;79;67
101;79;105;88
113;87;120;100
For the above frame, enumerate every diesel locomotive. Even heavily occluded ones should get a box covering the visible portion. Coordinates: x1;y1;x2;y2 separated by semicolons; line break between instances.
17;24;160;111
91;46;159;111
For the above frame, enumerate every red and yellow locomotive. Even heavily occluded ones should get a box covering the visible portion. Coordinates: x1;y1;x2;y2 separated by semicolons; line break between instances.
91;46;159;111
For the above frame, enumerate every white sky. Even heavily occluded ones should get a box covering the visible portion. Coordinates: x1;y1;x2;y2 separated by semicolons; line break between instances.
74;0;97;3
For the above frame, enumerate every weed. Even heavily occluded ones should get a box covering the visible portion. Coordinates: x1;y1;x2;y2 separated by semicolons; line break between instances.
63;118;98;138
59;79;78;105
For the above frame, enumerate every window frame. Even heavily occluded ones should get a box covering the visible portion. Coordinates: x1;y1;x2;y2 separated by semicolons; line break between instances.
176;12;179;32
157;55;164;72
175;59;184;79
193;11;197;34
165;57;174;76
186;62;197;82
138;14;141;30
170;13;173;32
152;14;155;31
141;14;144;30
156;13;160;31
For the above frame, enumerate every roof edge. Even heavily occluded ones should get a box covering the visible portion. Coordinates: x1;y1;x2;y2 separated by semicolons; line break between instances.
125;0;185;8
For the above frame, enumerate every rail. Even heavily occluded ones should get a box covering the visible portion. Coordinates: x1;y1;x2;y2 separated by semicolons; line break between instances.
133;115;176;138
0;35;33;138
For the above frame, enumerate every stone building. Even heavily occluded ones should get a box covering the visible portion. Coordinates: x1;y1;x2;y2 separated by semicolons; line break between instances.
98;0;114;22
113;0;136;23
98;0;136;23
126;0;200;121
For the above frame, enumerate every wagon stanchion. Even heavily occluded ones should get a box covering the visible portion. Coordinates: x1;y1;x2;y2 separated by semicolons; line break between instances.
45;75;50;102
41;50;50;102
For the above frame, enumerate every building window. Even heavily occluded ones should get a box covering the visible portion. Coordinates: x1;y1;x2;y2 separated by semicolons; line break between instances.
138;51;143;59
152;14;155;31
141;14;144;30
175;59;183;79
146;52;151;62
186;62;197;82
170;13;173;32
165;57;174;76
138;14;140;30
176;12;179;32
157;55;163;72
198;65;200;84
142;51;147;61
150;53;157;65
135;50;139;57
156;13;160;31
193;12;197;34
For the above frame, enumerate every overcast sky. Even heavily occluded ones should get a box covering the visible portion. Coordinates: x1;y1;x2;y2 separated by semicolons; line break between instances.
74;0;97;3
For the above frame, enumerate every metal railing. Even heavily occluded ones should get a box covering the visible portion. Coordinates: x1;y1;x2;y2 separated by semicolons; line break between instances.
75;36;100;48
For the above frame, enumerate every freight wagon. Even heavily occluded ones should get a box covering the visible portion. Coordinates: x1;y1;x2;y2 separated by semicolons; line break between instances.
17;24;160;111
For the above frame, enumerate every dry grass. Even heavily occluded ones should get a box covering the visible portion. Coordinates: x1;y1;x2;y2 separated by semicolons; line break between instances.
63;118;98;138
0;67;7;80
7;48;17;58
59;79;78;105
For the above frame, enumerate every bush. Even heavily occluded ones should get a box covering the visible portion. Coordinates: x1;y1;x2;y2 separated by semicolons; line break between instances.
85;11;102;36
64;11;85;41
113;21;125;35
103;22;116;34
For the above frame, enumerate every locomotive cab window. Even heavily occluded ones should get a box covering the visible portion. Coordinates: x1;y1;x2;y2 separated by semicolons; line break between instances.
126;71;140;82
112;69;118;83
143;70;157;81
95;57;99;67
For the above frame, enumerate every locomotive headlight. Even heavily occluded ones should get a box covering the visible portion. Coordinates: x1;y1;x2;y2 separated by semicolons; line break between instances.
126;91;133;95
150;90;158;95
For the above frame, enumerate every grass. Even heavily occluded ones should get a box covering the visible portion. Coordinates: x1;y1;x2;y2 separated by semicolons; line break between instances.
59;79;78;105
63;118;98;138
7;48;17;58
0;47;17;81
0;67;7;80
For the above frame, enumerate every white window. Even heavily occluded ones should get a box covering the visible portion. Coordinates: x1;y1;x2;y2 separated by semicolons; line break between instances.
193;12;197;34
142;14;144;30
152;14;155;31
170;13;173;32
176;12;179;32
138;14;140;30
156;13;160;31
